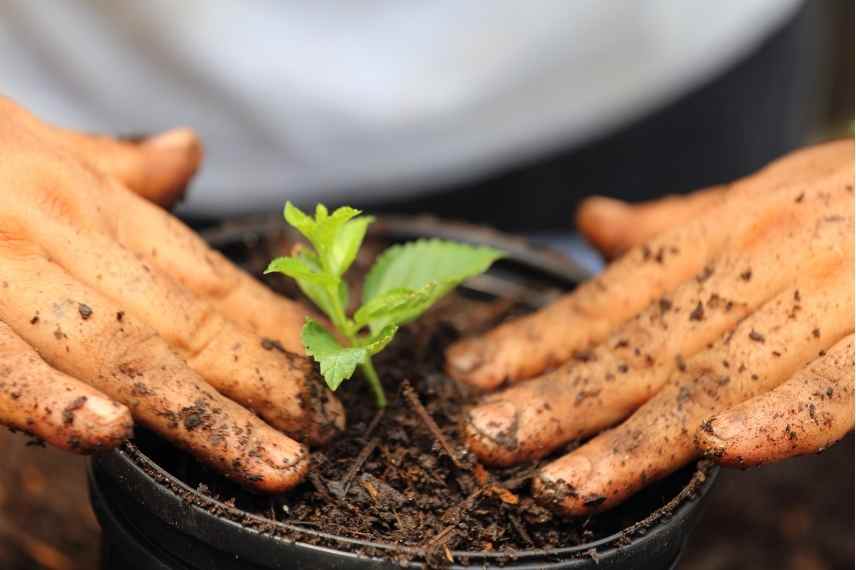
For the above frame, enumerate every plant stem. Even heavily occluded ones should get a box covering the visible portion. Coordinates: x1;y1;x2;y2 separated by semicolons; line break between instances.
325;282;387;408
360;358;386;408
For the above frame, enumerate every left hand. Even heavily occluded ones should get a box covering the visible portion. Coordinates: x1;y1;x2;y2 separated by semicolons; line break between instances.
445;140;854;515
0;98;343;492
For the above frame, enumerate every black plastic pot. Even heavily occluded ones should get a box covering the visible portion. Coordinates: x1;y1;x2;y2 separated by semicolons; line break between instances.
89;216;719;569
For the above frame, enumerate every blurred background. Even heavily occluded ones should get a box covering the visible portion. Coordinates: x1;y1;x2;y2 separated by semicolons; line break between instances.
1;1;853;568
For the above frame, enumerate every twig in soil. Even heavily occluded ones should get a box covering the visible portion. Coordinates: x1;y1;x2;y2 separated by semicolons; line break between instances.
501;461;546;491
401;380;521;508
508;512;534;546
308;471;337;504
309;470;358;514
336;408;385;496
337;437;378;495
440;488;484;525
425;524;457;548
443;543;454;564
401;380;467;469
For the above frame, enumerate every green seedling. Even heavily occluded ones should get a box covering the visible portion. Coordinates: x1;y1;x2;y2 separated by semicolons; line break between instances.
265;203;504;408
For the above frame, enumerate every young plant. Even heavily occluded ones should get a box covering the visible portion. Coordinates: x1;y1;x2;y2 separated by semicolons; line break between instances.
265;203;504;408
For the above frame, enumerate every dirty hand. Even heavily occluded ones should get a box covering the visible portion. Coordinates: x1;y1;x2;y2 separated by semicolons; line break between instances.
447;140;854;515
0;98;344;492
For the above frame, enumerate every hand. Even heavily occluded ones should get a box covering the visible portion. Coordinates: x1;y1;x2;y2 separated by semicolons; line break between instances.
0;98;344;492
446;140;854;515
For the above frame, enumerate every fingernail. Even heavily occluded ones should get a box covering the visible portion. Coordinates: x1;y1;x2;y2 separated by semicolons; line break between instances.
705;417;742;441
468;401;518;445
85;396;131;427
249;439;309;493
267;439;309;471
447;340;485;375
143;127;197;152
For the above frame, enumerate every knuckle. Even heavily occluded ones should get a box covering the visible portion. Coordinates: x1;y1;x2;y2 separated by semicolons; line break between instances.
100;324;164;381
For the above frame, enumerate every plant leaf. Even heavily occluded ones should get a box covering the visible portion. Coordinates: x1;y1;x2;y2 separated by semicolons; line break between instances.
312;206;363;275
264;256;335;287
326;216;374;277
302;320;366;390
361;240;505;329
290;251;338;320
315;204;329;221
353;284;438;333
283;202;315;241
361;324;399;355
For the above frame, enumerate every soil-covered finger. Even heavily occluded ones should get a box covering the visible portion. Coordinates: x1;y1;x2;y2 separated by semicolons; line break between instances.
0;321;132;452
446;140;853;391
697;334;854;466
533;261;854;516
27;220;344;444
575;138;853;260
0;255;309;492
576;186;727;259
107;187;310;353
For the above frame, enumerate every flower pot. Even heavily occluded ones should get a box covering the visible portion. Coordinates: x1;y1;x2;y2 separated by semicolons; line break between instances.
88;215;718;569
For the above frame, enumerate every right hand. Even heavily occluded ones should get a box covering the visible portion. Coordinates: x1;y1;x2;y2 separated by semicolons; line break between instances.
446;139;853;515
0;97;344;492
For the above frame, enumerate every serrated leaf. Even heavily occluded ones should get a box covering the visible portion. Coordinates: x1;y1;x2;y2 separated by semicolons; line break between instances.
326;216;374;277
265;254;338;321
283;202;315;241
312;206;364;275
361;239;505;325
353;284;438;333
302;320;366;390
361;324;399;355
291;251;338;320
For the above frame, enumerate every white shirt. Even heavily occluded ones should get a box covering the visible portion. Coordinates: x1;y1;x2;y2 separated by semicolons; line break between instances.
1;1;800;216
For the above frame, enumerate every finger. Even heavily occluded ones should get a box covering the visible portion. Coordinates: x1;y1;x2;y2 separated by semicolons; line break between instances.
0;321;132;452
533;262;853;515
0;95;200;207
697;334;854;466
45;126;203;208
466;189;851;465
447;159;853;391
576;186;727;260
574;138;853;260
105;185;310;354
0;250;309;492
27;216;343;445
